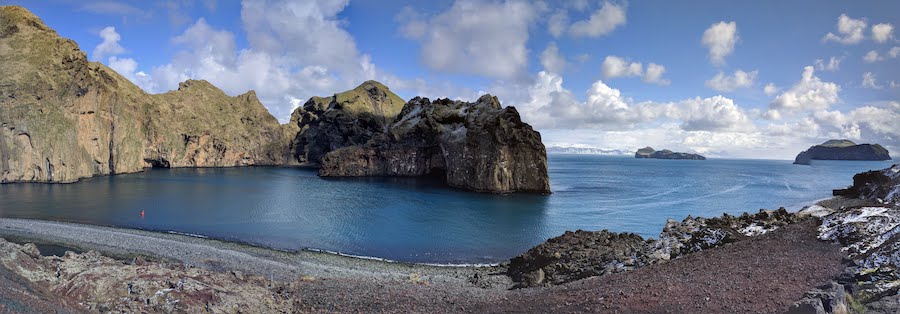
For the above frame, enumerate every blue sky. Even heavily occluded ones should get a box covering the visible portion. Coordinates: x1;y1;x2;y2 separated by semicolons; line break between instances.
9;0;900;159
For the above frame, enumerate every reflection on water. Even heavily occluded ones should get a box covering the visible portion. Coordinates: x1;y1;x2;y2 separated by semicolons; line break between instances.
0;156;893;263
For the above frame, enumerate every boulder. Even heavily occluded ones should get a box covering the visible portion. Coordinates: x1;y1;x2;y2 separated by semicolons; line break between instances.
319;95;550;194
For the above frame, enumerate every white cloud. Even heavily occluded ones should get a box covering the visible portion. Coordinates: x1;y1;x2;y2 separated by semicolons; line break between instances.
862;72;882;89
872;23;894;43
863;50;882;62
600;56;669;85
643;63;670;86
763;83;778;96
702;21;738;66
540;42;566;73
814;56;843;71
568;1;626;38
601;56;642;79
705;69;758;92
770;66;840;113
891;46;900;58
547;9;568;38
823;14;867;44
92;26;125;61
399;0;538;80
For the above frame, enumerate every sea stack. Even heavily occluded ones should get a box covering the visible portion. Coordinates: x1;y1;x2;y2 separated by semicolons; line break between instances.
634;147;705;160
319;95;551;194
793;139;891;165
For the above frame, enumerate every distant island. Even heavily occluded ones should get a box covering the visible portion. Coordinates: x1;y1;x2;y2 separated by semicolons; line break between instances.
634;147;706;160
793;139;891;165
546;146;630;155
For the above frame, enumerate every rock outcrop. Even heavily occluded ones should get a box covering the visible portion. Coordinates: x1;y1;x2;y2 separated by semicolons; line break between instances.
793;139;891;165
319;95;550;194
507;208;800;287
287;81;405;165
634;147;705;160
0;6;289;183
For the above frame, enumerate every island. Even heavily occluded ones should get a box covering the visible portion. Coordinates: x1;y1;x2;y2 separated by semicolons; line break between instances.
793;139;891;165
634;147;706;160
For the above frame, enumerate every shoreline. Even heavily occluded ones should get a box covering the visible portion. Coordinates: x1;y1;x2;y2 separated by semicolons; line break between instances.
0;218;512;289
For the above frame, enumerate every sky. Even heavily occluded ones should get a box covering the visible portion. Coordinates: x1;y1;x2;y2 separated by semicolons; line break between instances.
9;0;900;160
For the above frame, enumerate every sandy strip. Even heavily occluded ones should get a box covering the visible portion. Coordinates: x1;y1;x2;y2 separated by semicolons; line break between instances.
0;218;511;288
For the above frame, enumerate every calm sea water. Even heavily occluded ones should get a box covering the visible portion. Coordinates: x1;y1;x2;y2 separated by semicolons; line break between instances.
0;155;894;264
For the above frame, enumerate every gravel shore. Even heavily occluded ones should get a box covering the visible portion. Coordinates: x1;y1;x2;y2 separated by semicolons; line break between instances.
0;218;511;289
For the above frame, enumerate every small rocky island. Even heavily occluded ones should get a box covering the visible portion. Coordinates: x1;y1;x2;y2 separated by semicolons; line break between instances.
319;95;550;194
793;139;891;165
634;147;706;160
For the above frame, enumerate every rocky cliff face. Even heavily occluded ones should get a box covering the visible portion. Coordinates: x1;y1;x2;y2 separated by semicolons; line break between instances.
634;147;705;160
0;6;288;183
793;139;891;165
287;81;405;165
319;95;551;194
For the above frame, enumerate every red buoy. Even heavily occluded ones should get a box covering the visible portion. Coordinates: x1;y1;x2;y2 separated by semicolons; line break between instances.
141;210;145;219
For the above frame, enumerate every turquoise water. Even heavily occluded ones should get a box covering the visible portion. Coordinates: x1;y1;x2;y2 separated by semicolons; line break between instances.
0;155;894;264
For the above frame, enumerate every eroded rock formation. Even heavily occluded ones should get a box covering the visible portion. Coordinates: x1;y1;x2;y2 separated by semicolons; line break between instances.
287;81;405;165
319;95;551;194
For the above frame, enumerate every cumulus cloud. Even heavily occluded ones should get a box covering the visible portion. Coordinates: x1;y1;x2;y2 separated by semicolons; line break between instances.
763;83;778;96
540;42;566;73
705;69;758;92
509;71;750;132
891;46;900;58
823;14;867;44
872;23;894;43
702;21;738;66
864;50;882;62
814;56;843;71
92;26;125;61
600;56;669;85
547;9;568;37
643;63;670;86
568;1;626;38
862;72;883;89
601;56;642;79
399;0;538;80
770;66;840;113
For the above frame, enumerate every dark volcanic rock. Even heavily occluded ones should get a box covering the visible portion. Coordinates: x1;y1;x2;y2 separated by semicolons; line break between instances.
507;230;652;287
634;147;705;160
833;164;900;203
287;81;405;165
507;208;801;287
793;139;891;165
319;95;550;194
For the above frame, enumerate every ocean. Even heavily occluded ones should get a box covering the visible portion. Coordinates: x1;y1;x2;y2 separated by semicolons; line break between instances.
0;155;893;264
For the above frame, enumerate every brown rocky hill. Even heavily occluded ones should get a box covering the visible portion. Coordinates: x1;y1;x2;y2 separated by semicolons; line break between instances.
0;6;289;183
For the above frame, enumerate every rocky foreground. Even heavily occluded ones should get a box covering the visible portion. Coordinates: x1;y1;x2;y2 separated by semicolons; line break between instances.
0;6;549;193
1;164;898;313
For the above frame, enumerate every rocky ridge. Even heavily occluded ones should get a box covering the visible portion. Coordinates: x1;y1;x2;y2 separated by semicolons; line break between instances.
319;95;550;194
634;147;706;160
0;6;289;183
794;139;891;165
